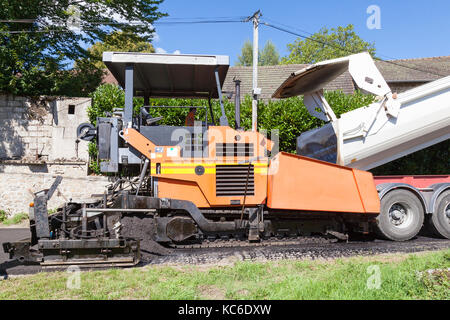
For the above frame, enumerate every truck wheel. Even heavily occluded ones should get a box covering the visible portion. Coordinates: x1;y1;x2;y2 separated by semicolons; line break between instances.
426;190;450;239
374;189;424;241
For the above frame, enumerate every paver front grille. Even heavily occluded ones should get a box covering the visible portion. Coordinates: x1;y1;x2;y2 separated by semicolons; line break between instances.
216;164;254;197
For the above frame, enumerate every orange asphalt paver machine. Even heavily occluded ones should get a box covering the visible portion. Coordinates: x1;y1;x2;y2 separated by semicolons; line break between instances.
3;52;381;267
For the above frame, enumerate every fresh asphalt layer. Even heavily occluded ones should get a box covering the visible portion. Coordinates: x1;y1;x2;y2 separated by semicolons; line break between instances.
1;228;449;277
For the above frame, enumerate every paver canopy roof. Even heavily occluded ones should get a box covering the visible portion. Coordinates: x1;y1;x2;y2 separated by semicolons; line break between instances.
103;52;229;99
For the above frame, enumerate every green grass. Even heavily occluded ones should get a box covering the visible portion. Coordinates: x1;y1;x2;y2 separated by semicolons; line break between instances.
0;210;7;223
0;208;57;226
0;250;449;300
0;212;28;226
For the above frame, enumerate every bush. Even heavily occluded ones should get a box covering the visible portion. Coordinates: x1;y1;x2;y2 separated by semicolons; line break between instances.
87;141;101;174
1;212;28;225
371;140;450;175
88;83;125;125
0;210;7;223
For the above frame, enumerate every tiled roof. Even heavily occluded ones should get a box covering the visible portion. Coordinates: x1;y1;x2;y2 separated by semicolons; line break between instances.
222;64;355;101
102;70;119;86
374;56;450;82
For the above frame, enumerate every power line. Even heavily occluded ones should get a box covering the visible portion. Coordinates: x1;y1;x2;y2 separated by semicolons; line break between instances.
0;16;247;26
261;20;447;78
0;16;247;23
160;16;248;20
155;19;246;25
0;17;247;33
0;28;99;34
0;19;36;23
263;17;314;37
86;18;246;25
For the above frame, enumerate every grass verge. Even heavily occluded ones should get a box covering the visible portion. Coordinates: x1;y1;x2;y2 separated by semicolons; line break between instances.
0;212;28;226
0;250;449;300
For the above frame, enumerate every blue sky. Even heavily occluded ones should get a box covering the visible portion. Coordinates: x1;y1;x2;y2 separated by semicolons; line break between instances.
152;0;450;65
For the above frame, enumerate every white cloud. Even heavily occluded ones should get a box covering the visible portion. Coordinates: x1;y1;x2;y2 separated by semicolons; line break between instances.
151;32;160;42
155;48;181;55
110;12;129;24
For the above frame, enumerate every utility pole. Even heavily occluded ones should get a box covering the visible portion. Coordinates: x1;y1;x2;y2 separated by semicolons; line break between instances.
248;10;261;132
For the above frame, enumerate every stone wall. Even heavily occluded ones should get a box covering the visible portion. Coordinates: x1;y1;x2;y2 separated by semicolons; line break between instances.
0;95;109;216
0;162;111;215
0;95;91;161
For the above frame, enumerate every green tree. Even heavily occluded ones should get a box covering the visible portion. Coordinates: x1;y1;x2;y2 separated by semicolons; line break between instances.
281;24;376;64
0;0;166;97
259;40;280;66
236;40;253;66
235;40;280;66
88;83;125;125
86;31;155;69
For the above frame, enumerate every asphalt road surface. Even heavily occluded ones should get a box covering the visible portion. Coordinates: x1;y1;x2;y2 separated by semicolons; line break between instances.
0;228;30;261
1;228;449;277
0;228;41;277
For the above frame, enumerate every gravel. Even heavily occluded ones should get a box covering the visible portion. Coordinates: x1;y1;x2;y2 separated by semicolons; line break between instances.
142;236;450;266
1;225;449;276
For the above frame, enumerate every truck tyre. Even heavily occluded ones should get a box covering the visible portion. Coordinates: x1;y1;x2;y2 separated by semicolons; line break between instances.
426;190;450;239
374;189;424;241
